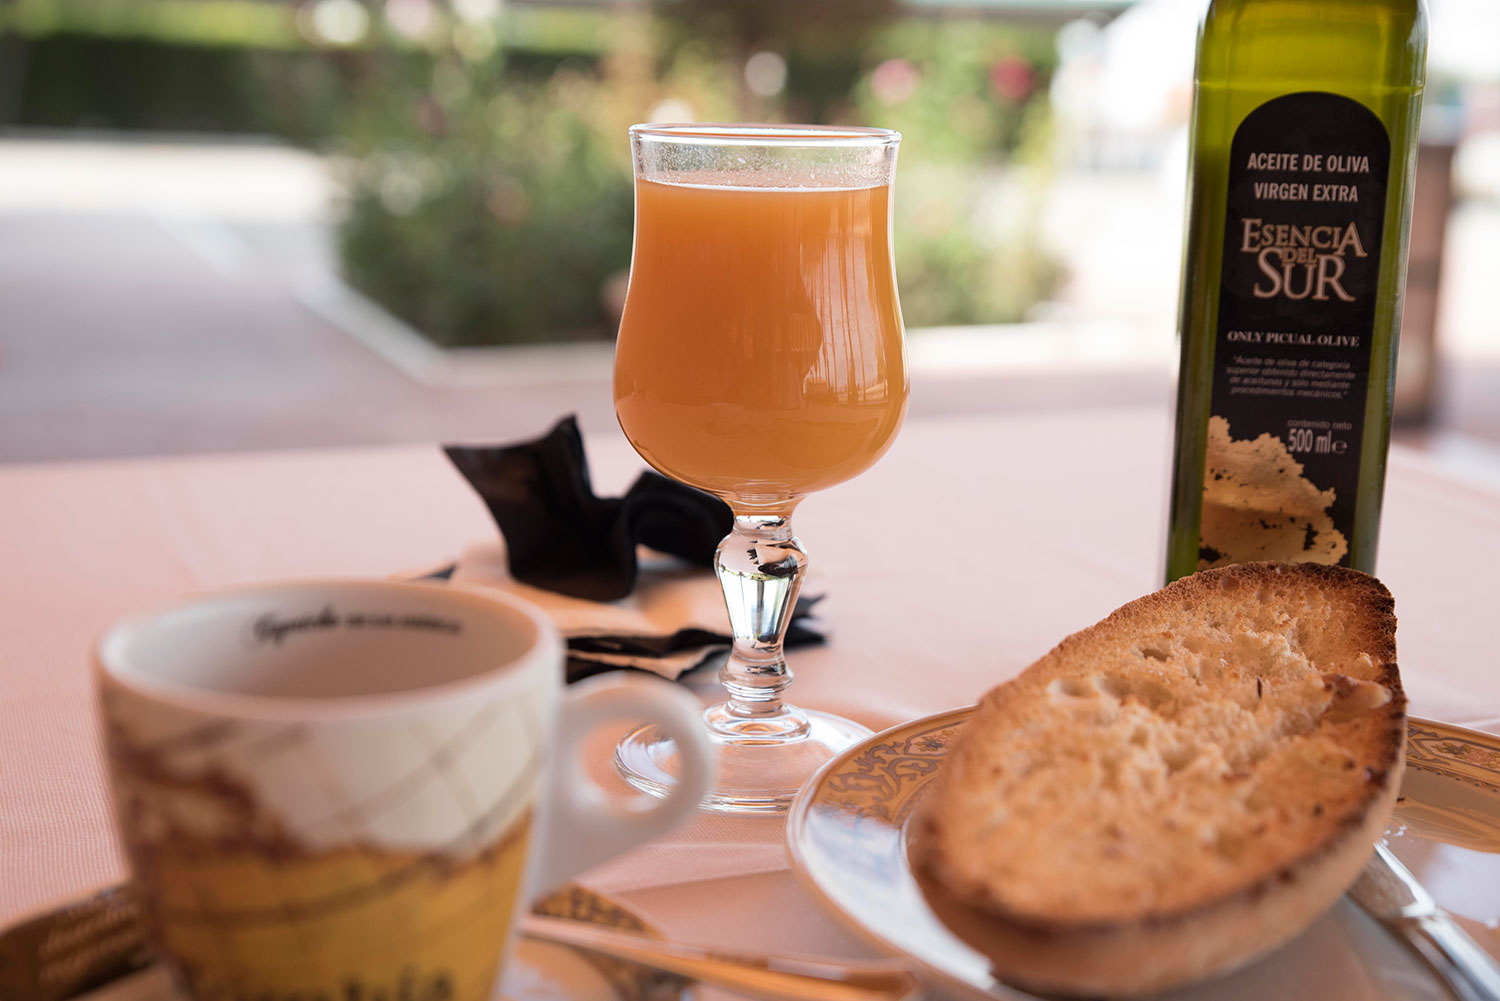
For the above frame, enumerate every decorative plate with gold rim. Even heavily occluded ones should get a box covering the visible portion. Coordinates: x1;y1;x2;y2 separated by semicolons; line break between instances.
786;709;1500;1001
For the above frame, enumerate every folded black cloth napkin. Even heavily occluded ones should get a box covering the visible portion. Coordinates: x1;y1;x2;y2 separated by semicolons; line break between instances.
444;417;824;682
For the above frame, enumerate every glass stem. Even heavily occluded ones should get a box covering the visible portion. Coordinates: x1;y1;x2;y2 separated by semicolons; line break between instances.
714;514;807;722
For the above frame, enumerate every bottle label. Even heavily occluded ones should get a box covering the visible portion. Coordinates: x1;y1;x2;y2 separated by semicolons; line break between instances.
1200;91;1390;571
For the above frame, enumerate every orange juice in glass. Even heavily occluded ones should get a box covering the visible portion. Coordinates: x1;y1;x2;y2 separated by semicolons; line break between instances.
613;125;907;813
616;179;907;504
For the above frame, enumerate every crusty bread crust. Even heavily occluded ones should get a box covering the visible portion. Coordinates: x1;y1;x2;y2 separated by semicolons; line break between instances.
912;562;1404;997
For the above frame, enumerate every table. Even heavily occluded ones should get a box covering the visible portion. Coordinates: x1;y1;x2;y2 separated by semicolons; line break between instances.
4;407;1499;994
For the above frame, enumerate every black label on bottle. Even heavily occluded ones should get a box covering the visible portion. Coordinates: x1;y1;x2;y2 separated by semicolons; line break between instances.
1200;92;1389;571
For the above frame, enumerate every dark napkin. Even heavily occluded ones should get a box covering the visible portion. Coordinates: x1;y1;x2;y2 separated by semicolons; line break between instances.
445;416;729;602
443;417;825;682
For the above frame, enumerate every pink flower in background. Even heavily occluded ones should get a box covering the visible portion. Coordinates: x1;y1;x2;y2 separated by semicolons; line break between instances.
414;95;447;137
870;58;920;104
486;176;529;226
385;0;435;41
989;55;1034;102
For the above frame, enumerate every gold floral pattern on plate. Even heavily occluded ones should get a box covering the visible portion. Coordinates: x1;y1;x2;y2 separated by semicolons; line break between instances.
532;884;689;1001
1407;720;1500;793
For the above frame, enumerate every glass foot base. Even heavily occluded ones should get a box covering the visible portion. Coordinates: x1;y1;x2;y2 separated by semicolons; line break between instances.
615;704;873;814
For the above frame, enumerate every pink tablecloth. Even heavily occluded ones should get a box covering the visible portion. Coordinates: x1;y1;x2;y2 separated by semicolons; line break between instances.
4;407;1500;980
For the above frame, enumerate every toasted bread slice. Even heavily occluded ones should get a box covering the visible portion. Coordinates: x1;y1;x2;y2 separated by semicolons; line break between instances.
912;562;1403;997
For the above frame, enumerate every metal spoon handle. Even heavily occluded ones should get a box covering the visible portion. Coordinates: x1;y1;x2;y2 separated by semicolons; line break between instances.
1351;842;1500;1001
522;914;920;1001
1403;913;1500;1001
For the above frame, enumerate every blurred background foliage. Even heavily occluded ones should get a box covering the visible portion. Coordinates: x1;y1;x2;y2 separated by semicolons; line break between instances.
0;0;1064;346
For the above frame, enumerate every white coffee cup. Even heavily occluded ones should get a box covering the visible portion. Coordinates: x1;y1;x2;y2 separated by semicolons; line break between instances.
94;578;713;1001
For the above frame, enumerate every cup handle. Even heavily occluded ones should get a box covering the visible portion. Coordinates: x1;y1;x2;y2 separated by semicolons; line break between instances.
529;673;714;895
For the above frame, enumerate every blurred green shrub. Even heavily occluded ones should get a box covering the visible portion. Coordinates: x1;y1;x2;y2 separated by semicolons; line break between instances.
336;65;632;346
0;35;338;133
851;20;1065;325
334;27;738;346
2;2;1067;341
653;0;898;122
337;17;1065;341
852;20;1057;160
894;162;1065;326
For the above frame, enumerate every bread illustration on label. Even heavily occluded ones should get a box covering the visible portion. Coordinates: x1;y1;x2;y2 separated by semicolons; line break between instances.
1199;415;1348;570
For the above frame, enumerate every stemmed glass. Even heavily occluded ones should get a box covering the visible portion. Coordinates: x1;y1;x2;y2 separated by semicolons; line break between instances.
612;124;907;813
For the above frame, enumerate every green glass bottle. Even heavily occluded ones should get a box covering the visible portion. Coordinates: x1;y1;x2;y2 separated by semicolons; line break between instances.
1165;0;1428;582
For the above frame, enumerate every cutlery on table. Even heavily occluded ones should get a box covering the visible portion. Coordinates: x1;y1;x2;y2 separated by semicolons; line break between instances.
1349;842;1500;1001
522;914;922;1001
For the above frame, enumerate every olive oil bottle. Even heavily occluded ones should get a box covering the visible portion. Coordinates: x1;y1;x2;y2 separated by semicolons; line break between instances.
1165;0;1428;582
